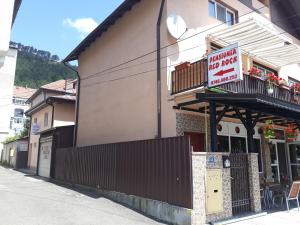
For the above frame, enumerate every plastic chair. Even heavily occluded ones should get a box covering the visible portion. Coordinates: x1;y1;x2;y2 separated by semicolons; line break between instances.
286;181;300;211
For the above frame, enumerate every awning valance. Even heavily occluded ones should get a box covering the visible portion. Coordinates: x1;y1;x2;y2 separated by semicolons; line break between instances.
175;93;300;126
208;18;300;68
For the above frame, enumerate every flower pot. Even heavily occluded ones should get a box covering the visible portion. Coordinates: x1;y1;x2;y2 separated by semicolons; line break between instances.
175;62;191;71
267;88;274;94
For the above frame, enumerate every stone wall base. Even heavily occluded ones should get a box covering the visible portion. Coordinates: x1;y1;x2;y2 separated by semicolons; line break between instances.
52;180;193;225
96;189;192;225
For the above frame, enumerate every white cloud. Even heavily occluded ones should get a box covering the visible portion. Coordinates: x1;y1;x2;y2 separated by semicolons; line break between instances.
63;18;98;38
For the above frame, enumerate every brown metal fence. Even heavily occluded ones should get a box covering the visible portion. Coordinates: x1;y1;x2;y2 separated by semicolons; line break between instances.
54;136;193;208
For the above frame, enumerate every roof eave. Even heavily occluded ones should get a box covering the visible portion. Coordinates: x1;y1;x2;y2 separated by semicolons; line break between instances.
63;0;141;62
12;0;22;26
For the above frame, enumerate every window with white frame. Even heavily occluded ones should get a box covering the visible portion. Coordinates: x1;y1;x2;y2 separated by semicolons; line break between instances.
209;0;236;26
253;62;278;77
12;98;27;105
288;77;300;86
14;108;24;118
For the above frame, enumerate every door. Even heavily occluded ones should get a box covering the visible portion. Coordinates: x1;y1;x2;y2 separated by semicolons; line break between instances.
38;141;52;178
270;140;288;183
288;144;300;181
230;154;251;215
184;132;205;152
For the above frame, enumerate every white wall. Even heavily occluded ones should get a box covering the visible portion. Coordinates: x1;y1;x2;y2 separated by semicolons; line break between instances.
0;48;17;151
0;0;15;66
9;100;30;136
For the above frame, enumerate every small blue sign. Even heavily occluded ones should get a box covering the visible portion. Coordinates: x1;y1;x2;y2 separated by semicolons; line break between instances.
207;155;215;164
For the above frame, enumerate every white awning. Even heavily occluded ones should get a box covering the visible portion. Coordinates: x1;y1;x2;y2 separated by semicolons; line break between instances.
208;18;300;68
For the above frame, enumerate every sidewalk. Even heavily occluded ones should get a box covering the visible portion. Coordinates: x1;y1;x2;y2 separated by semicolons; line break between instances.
230;209;300;225
17;168;36;175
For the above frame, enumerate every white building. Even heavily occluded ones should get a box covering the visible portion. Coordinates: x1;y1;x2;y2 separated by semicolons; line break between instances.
0;0;22;151
9;86;36;136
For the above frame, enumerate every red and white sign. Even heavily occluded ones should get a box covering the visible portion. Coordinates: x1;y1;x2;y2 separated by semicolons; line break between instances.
208;43;243;87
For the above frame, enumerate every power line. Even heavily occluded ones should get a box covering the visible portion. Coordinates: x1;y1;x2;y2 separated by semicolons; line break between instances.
0;82;75;100
79;4;271;81
80;24;300;89
0;1;292;102
0;3;284;101
81;4;297;83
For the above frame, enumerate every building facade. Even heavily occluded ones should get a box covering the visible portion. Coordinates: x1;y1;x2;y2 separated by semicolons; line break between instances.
26;80;76;171
63;0;300;224
1;137;28;169
9;86;36;136
0;0;22;151
64;0;300;145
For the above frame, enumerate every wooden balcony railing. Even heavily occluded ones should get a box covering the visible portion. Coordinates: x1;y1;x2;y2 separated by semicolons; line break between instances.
171;59;207;94
171;59;300;105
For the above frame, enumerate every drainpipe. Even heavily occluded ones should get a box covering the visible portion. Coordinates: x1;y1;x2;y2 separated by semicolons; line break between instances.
63;62;80;147
26;116;32;169
156;0;165;139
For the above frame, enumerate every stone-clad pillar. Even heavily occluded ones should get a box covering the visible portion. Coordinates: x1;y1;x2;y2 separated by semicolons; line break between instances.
248;153;262;213
191;153;206;225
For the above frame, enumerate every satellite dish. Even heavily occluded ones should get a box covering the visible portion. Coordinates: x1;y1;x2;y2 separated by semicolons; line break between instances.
166;14;187;39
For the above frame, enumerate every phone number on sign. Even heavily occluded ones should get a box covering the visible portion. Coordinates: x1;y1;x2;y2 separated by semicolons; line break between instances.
210;74;238;86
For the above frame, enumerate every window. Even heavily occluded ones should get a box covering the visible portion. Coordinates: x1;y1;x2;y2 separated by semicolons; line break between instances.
34;118;37;123
14;108;24;118
209;1;216;18
44;112;49;127
13;98;26;105
288;77;300;86
209;1;236;25
288;144;300;181
230;137;247;153
217;136;229;152
253;62;278;77
14;118;23;124
226;11;234;26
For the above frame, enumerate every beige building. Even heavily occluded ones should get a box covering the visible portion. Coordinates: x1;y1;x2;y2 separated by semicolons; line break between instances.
64;0;300;145
26;80;76;171
63;0;300;223
1;137;28;169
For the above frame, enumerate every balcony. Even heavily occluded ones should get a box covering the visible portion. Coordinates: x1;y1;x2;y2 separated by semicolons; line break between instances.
171;59;300;105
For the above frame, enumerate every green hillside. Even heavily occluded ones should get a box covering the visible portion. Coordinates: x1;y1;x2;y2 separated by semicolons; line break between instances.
15;51;77;88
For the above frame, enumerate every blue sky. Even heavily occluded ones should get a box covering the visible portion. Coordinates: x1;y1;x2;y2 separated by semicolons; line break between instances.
11;0;124;60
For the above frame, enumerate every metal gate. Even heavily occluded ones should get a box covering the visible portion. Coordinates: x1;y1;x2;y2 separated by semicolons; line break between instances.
230;154;251;215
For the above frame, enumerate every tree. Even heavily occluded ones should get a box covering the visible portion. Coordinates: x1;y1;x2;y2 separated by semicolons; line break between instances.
20;118;30;138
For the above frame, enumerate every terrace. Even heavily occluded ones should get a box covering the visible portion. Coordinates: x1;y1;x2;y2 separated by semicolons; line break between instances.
171;58;300;105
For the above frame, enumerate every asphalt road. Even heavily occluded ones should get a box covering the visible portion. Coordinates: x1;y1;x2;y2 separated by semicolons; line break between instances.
0;167;165;225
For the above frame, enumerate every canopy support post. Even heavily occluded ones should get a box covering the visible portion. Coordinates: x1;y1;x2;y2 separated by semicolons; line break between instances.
246;110;255;153
210;101;218;152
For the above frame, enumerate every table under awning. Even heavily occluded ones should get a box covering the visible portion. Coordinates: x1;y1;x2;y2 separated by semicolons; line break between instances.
208;18;300;68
